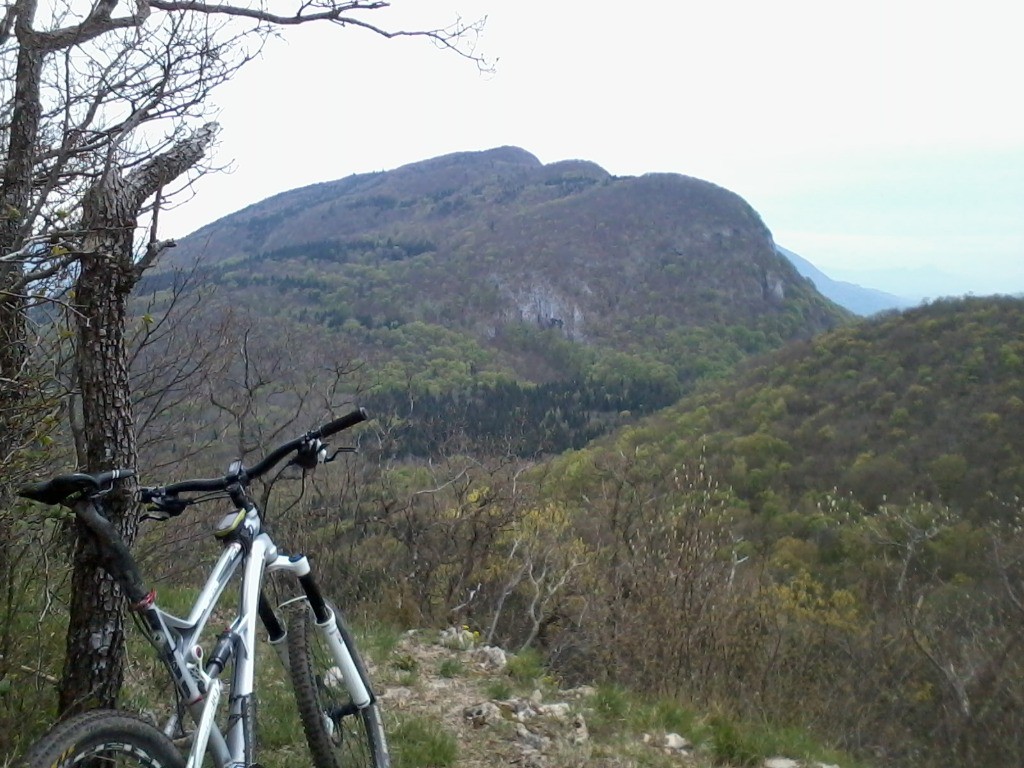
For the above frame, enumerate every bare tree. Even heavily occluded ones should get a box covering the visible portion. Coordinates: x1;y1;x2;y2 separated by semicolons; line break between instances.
1;0;487;716
61;124;219;714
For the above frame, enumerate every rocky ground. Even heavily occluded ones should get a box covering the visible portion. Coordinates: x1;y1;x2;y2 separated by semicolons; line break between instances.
374;628;849;768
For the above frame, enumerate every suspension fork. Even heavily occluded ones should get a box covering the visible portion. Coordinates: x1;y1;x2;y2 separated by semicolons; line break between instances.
276;554;373;709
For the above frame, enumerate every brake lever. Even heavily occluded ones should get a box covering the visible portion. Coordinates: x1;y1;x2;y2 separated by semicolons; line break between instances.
138;489;189;522
323;446;357;463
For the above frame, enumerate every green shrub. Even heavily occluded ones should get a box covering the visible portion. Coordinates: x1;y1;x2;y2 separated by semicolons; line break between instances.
485;679;513;700
708;715;762;767
505;647;545;686
390;715;458;768
438;658;464;678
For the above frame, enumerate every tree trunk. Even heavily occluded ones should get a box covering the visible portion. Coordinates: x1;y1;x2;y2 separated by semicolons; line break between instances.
59;127;215;714
0;34;46;679
59;174;141;715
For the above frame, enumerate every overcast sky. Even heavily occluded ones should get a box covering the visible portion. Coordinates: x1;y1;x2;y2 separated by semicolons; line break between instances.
161;0;1024;299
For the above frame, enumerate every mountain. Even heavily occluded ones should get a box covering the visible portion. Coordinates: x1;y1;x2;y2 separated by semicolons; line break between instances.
553;294;1024;520
776;245;917;315
150;147;852;451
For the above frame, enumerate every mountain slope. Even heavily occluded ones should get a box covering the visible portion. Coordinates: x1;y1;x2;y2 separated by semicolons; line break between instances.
553;295;1024;519
159;147;848;378
145;147;853;453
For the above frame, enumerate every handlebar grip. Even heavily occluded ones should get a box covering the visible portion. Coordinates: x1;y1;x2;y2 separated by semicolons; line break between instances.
317;407;368;439
18;469;135;506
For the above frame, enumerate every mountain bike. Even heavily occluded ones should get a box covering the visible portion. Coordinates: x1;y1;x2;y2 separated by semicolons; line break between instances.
16;408;389;768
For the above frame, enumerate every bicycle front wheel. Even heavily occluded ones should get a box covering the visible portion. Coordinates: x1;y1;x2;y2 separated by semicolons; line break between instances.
287;600;390;768
20;710;184;768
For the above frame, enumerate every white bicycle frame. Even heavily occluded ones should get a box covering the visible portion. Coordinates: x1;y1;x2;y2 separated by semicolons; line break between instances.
139;503;371;768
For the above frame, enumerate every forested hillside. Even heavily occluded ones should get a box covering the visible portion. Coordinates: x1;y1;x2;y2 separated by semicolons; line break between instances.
577;295;1024;521
129;157;1023;768
509;295;1023;766
143;146;850;454
264;296;1020;768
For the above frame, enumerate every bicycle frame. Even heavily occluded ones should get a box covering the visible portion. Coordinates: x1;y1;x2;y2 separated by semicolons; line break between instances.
131;501;371;768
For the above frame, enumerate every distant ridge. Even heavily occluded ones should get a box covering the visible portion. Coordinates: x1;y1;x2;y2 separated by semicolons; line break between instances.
776;246;916;315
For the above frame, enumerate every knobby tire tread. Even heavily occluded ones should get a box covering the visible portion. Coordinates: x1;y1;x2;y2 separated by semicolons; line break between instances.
287;601;390;768
20;710;184;768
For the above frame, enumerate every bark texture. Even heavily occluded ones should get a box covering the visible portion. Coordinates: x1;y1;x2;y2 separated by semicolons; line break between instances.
60;176;141;714
60;128;216;714
0;20;46;641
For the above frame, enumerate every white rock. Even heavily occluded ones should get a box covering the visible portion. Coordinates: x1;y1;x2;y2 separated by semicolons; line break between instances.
473;645;508;671
498;698;537;721
764;759;800;768
564;685;597;699
538;702;572;721
463;701;501;727
664;733;691;751
515;723;549;751
571;714;589;744
323;666;344;688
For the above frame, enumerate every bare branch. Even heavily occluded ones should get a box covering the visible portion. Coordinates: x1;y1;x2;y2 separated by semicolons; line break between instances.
26;0;153;52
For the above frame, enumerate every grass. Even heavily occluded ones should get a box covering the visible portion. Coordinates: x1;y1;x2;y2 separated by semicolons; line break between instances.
0;532;75;759
3;592;871;768
438;657;465;678
353;619;405;663
704;717;871;768
577;685;870;768
504;647;546;687
484;679;513;700
586;684;633;735
389;715;459;768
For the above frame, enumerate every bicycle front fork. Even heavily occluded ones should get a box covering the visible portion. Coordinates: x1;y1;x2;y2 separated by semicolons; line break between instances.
266;553;373;709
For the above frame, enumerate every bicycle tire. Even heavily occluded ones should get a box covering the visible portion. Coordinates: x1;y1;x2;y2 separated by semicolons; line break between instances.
20;709;184;768
287;600;390;768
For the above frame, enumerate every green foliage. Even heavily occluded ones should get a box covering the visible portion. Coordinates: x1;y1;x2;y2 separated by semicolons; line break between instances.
505;647;546;686
389;715;459;768
706;715;862;768
562;296;1024;523
587;684;633;734
484;679;514;700
707;715;762;766
140;148;850;458
437;658;464;678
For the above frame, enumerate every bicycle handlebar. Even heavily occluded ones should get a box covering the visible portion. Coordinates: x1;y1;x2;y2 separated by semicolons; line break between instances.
17;469;152;607
18;468;135;506
317;407;370;439
143;407;369;500
17;410;369;610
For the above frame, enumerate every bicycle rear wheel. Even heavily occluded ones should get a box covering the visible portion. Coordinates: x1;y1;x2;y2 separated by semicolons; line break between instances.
287;600;389;768
20;710;184;768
